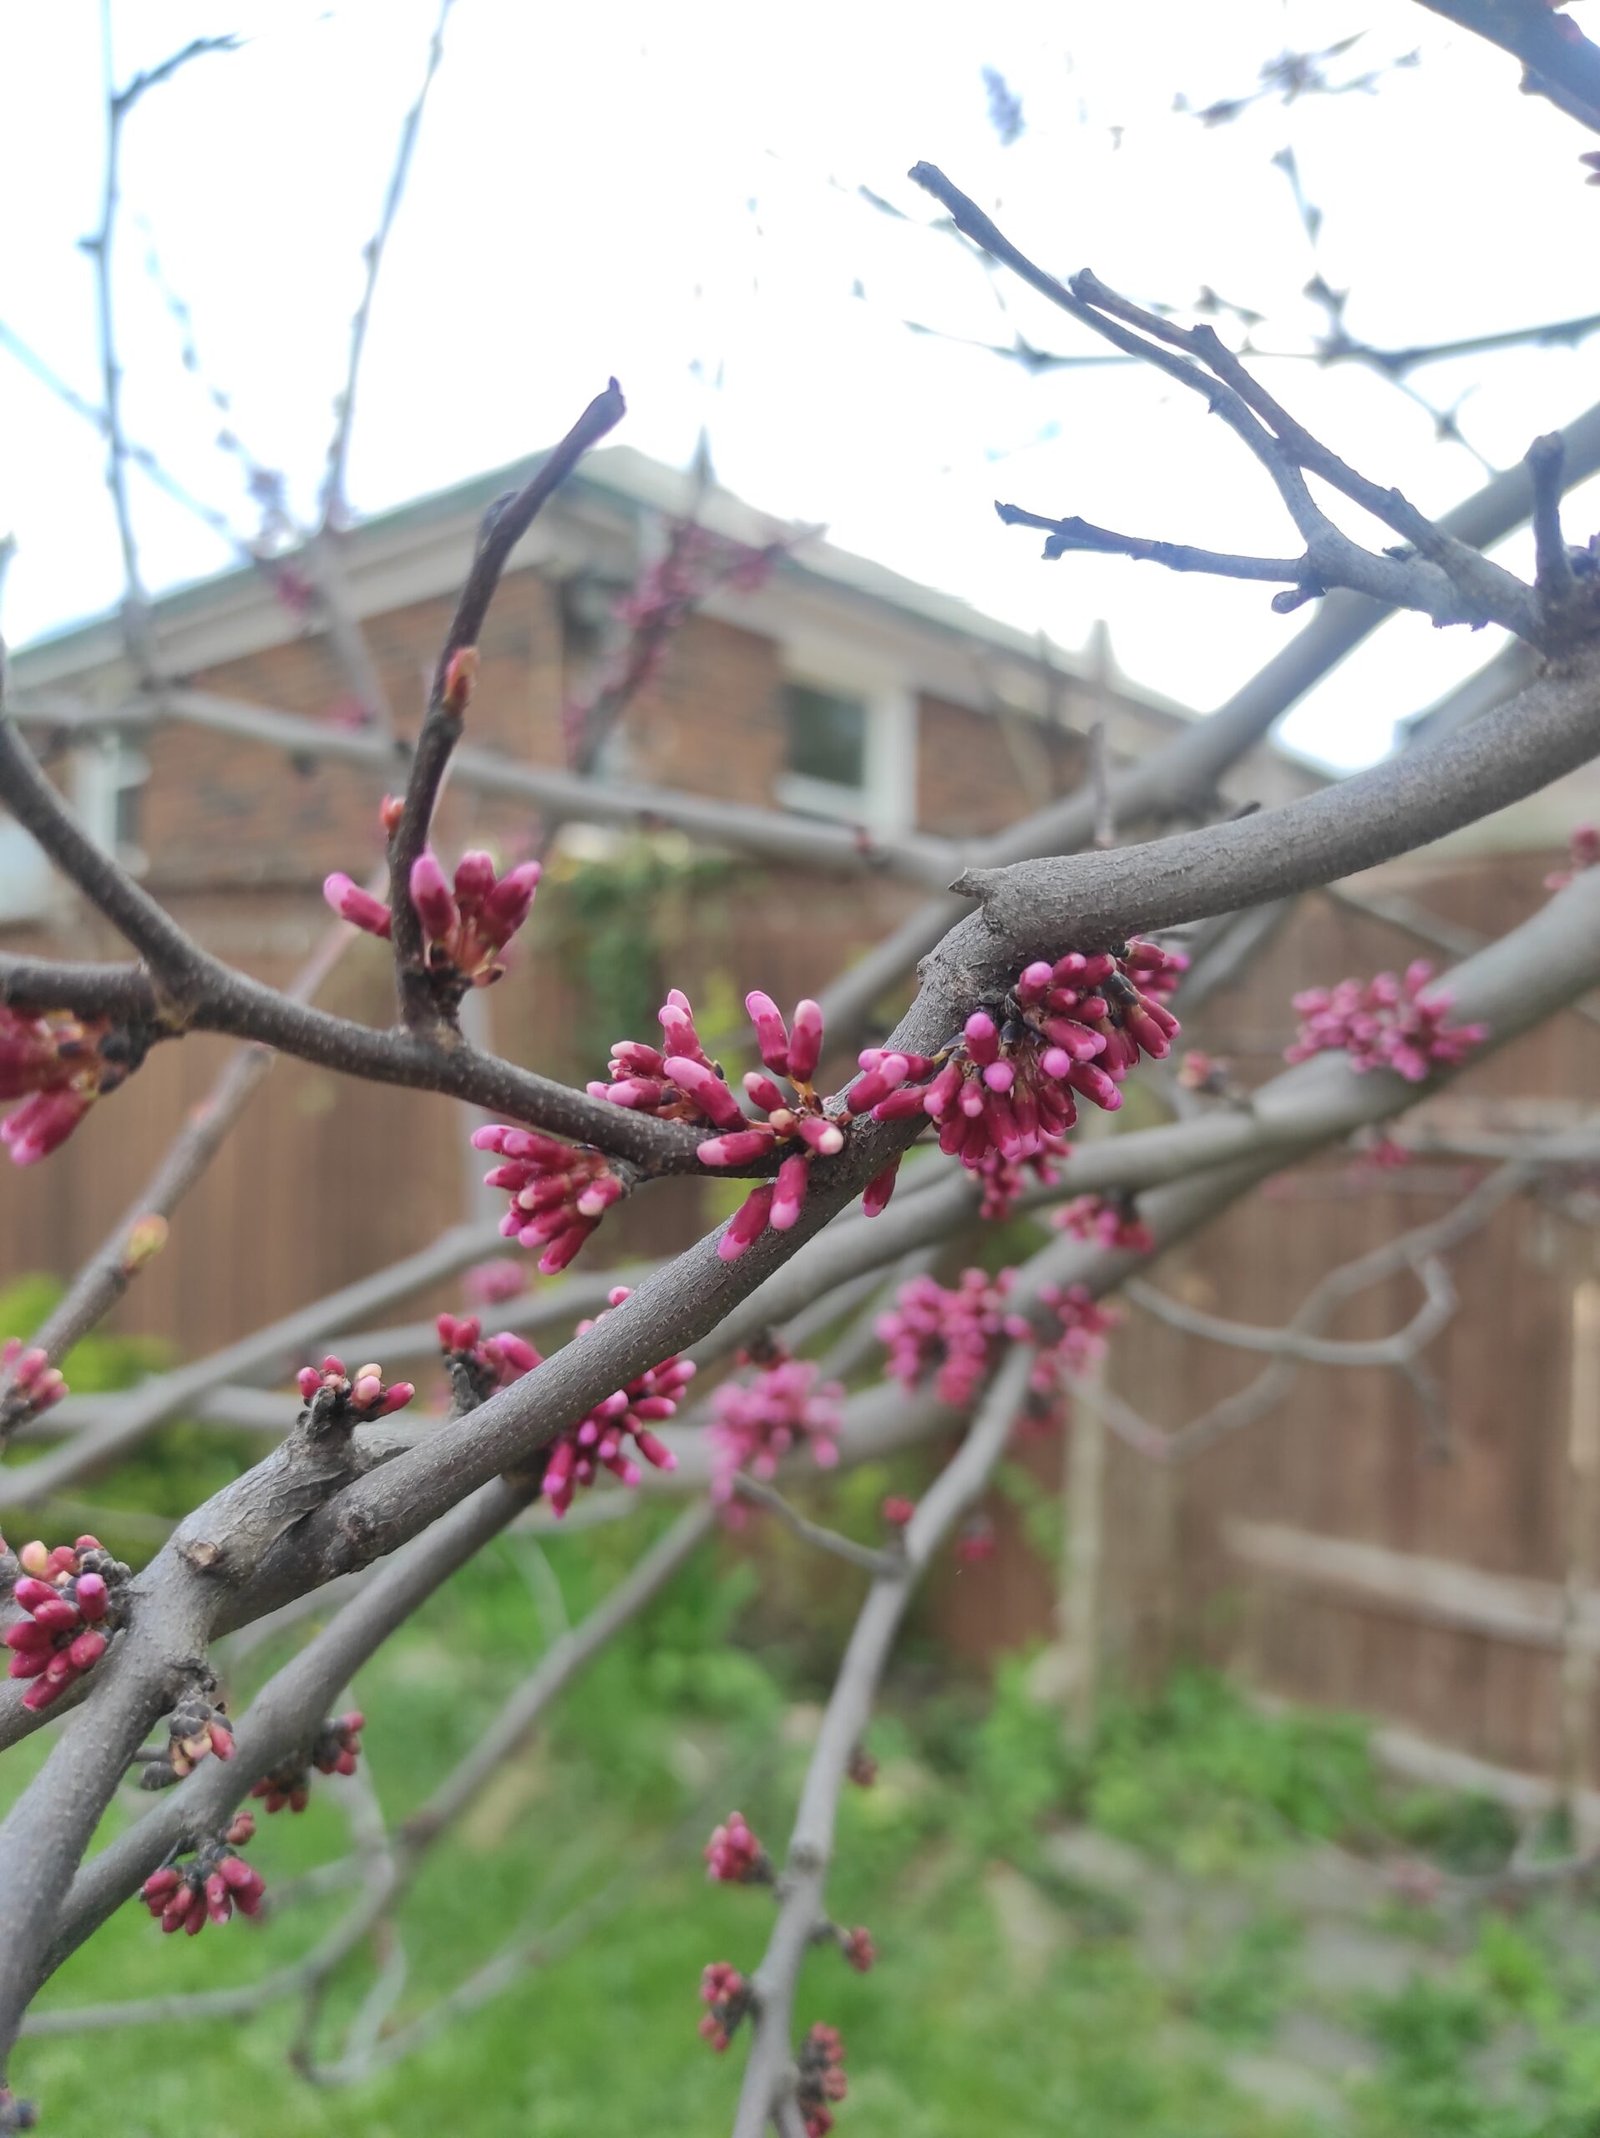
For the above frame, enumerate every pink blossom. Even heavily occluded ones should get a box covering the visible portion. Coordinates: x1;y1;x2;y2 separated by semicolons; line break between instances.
840;1925;875;1972
708;1353;844;1504
869;940;1185;1180
1285;961;1487;1082
0;1339;67;1423
464;1257;526;1307
1052;1193;1154;1255
796;2022;848;2134
140;1827;265;1935
593;989;851;1262
294;1355;414;1425
881;1496;915;1528
1033;1283;1118;1390
473;1123;626;1272
698;1962;753;2052
704;1810;770;1884
322;872;392;938
0;1005;145;1166
538;1287;692;1517
5;1533;128;1710
437;1311;541;1407
876;1269;1032;1409
252;1710;364;1813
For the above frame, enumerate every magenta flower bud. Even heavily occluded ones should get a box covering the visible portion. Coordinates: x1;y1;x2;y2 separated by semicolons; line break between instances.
698;1128;777;1167
29;1596;77;1633
743;1070;788;1113
794;1114;845;1155
11;1577;56;1612
575;1173;624;1217
73;1572;108;1621
1015;961;1054;1004
322;873;392;938
482;860;541;937
718;1186;774;1262
604;1077;672;1110
409;851;459;943
538;1224;590;1274
5;1621;52;1654
787;1000;824;1084
845;1054;911;1115
982;1060;1015;1094
66;1628;106;1671
770;1153;811;1230
871;1085;928;1123
376;1382;414;1415
452;850;497;904
963;1012;1000;1065
745;991;791;1075
661;1057;743;1129
862;1160;900;1217
351;1373;382;1409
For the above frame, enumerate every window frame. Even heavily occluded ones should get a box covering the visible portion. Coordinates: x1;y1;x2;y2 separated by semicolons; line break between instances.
772;644;915;834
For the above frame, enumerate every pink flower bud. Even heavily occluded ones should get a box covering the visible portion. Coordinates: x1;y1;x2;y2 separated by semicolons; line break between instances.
770;1153;811;1230
659;1059;745;1132
322;873;392;938
409;852;459;944
745;991;791;1075
718;1186;774;1262
73;1573;108;1621
452;850;498;905
862;1160;900;1217
697;1128;778;1167
788;1000;824;1084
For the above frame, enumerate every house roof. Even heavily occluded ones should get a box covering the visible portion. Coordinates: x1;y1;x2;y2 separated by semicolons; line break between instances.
9;438;1326;811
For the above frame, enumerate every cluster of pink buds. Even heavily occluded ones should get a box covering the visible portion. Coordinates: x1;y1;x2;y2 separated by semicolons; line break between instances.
139;1816;263;1935
540;1288;691;1516
708;1352;843;1508
437;1312;541;1410
837;1925;875;1973
796;2022;849;2136
295;1355;414;1430
0;1339;66;1424
1052;1193;1154;1256
1546;822;1600;891
465;1257;526;1307
1033;1283;1118;1389
140;1686;234;1789
0;1005;147;1165
876;1270;1033;1410
252;1710;365;1813
323;849;541;992
473;1123;625;1273
699;1962;754;2053
6;1534;127;1711
975;1144;1067;1223
1177;1048;1232;1096
1285;961;1487;1083
595;989;864;1261
704;1810;773;1885
865;941;1185;1178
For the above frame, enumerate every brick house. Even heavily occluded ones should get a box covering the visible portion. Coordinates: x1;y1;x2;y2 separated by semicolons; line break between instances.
6;442;1600;1794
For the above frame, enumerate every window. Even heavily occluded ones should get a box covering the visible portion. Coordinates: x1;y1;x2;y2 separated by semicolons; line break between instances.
774;663;914;831
0;735;145;927
782;681;867;791
75;737;149;874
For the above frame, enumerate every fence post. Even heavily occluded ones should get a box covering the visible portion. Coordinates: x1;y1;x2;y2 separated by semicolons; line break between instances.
1560;1279;1600;1843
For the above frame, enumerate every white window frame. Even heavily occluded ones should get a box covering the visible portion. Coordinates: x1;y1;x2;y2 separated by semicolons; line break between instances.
0;815;55;926
73;735;149;877
773;643;916;834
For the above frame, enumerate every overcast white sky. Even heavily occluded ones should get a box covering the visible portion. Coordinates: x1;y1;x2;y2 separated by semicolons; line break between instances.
3;1;1599;770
